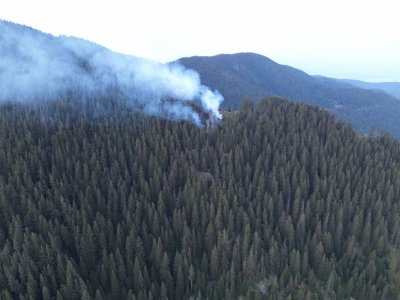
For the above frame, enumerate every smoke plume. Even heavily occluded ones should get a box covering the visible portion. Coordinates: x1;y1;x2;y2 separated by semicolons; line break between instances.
0;20;223;125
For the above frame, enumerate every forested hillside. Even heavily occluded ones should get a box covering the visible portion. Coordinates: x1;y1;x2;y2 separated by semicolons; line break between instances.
337;79;400;99
1;98;400;299
178;53;400;138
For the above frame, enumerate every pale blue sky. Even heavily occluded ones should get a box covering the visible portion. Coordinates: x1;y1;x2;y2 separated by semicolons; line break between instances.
2;0;399;81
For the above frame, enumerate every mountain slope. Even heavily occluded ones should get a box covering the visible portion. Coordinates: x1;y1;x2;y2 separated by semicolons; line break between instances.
1;97;400;299
338;78;400;99
178;53;400;137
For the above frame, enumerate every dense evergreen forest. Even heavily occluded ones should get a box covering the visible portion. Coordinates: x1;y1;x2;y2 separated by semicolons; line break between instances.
1;97;400;299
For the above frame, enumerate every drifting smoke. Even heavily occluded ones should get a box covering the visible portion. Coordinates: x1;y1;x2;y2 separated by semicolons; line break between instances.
0;20;223;125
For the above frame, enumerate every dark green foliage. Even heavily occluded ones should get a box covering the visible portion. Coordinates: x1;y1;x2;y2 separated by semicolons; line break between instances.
1;97;400;299
178;53;400;138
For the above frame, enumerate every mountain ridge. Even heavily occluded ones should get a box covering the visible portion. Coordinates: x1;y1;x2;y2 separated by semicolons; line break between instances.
336;78;400;99
2;20;400;137
177;53;400;138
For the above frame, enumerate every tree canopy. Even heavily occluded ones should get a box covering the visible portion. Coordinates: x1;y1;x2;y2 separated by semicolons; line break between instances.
1;97;400;299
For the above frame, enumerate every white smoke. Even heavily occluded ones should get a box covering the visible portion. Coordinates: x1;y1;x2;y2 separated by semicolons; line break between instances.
0;20;223;125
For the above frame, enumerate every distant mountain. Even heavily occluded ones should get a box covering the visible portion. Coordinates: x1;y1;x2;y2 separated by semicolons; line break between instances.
178;53;400;138
337;78;400;99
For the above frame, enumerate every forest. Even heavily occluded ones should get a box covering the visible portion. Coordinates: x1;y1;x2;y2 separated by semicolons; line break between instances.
1;97;400;299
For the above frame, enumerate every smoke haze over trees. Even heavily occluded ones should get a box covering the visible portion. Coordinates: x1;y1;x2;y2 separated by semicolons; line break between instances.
0;20;223;125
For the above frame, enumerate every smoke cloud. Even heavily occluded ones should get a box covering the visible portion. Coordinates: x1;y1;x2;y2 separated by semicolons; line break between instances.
0;20;223;125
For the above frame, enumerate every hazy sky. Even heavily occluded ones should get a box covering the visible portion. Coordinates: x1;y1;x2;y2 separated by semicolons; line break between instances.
2;0;399;81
